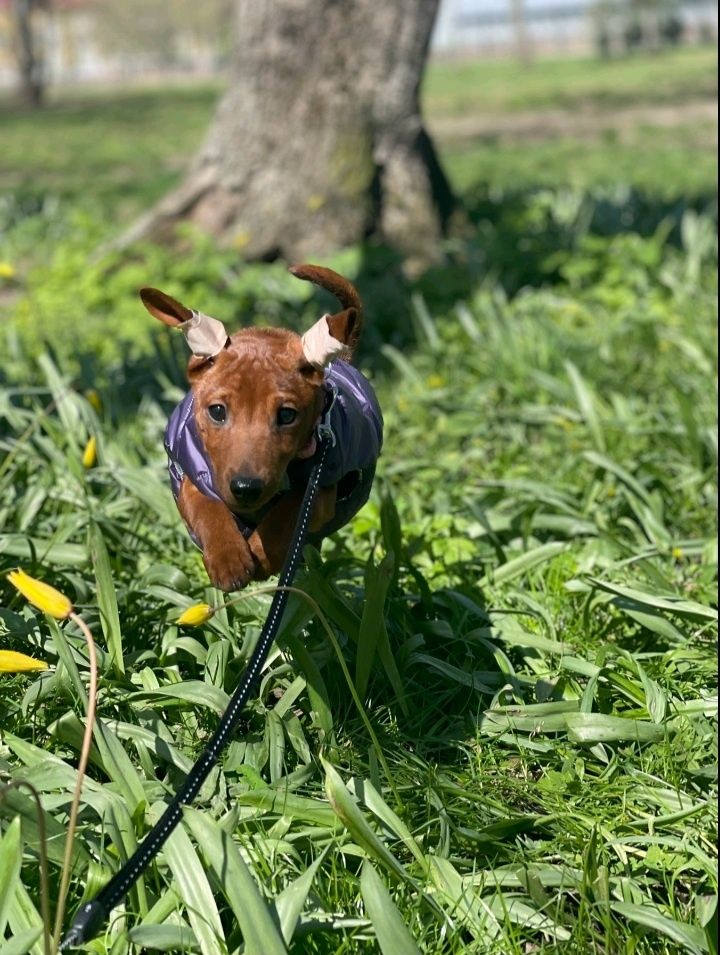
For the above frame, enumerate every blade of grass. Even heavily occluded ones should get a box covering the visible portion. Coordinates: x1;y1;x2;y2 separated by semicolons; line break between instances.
0;815;22;938
274;853;325;944
157;807;225;955
185;808;289;955
611;901;708;953
89;521;125;676
361;860;422;955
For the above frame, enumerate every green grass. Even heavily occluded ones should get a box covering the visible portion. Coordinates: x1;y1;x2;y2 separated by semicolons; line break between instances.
443;126;718;200
0;84;221;219
424;45;718;116
0;46;715;236
0;46;717;955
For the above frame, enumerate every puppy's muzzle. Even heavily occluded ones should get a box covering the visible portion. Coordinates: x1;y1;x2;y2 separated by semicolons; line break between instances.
229;475;265;508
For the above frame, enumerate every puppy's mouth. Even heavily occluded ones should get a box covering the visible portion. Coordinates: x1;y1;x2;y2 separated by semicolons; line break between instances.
296;433;317;459
228;485;281;517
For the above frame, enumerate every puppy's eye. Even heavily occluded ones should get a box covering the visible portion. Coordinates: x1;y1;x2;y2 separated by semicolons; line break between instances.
277;407;297;426
207;404;227;424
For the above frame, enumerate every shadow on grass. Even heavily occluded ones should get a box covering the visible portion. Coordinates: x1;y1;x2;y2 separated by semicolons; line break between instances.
332;182;718;363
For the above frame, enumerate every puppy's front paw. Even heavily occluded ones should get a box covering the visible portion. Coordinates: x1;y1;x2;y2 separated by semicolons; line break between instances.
202;535;256;591
247;531;273;581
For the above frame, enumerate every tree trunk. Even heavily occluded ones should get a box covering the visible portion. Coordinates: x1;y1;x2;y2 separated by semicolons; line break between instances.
124;0;458;267
13;0;46;108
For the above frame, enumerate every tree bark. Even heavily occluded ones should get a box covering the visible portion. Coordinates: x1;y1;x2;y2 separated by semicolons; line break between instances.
13;0;46;108
124;0;458;267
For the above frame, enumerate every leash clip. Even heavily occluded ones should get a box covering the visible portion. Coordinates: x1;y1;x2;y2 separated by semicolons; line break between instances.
316;385;337;448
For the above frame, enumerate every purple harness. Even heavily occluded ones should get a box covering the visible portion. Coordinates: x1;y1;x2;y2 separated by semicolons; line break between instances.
164;361;383;541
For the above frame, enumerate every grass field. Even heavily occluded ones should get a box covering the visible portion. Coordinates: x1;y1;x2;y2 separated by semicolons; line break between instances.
0;47;716;223
0;47;718;955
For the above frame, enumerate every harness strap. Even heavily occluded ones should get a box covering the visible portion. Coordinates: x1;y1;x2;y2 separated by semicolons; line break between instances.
61;434;333;949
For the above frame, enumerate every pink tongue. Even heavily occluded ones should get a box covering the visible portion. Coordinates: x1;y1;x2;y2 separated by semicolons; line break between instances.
296;435;317;459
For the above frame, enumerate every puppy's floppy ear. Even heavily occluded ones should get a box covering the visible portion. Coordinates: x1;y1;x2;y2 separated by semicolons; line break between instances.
300;313;353;368
140;287;230;358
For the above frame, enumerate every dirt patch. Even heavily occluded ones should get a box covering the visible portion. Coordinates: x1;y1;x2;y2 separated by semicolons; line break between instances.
428;98;718;146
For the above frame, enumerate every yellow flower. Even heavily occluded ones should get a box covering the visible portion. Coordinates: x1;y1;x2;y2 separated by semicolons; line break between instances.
0;650;48;673
0;262;15;279
7;569;73;620
82;436;97;469
672;546;684;560
176;603;214;627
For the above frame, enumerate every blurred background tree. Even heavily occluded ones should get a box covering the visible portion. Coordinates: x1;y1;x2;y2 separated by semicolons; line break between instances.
120;0;459;269
590;0;688;56
11;0;49;106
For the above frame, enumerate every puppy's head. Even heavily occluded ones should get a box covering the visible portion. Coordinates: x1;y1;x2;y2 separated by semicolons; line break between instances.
140;265;362;515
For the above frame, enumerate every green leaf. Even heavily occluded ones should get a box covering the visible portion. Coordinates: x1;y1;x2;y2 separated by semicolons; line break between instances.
0;536;88;566
303;563;361;642
697;895;718;955
584;451;654;508
427;856;497;941
0;816;22;937
361;860;421;955
379;490;402;571
46;617;85;703
588;577;717;622
0;927;43;955
410;653;498;693
5;880;44;955
0;786;90;869
127;924;200;951
356;553;394;701
89;521;125;675
281;633;333;738
480;701;579;736
349;778;427;869
617;603;687;642
322;759;409;883
185;808;289;955
565;712;667;743
612;902;708;953
485;893;572;941
565;360;606;452
237;788;342;829
274;854;325;944
480;542;567;587
92;717;147;811
132;681;231;716
158;807;225;955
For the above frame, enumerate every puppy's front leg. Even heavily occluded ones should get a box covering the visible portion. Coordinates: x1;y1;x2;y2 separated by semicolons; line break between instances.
178;477;257;591
248;485;338;579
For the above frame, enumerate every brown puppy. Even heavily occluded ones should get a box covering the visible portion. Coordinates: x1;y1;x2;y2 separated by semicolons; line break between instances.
140;266;382;591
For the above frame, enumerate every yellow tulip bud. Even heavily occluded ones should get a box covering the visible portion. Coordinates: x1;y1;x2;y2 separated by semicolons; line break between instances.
82;436;97;469
7;569;73;620
0;650;48;673
176;603;214;627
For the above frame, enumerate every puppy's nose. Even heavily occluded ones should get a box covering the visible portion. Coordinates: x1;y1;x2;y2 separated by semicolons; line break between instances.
229;475;265;508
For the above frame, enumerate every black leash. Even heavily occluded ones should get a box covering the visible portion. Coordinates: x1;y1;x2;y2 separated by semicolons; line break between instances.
61;433;331;948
